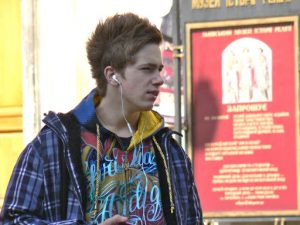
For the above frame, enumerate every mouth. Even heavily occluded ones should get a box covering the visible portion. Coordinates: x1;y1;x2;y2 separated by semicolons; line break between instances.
147;90;159;97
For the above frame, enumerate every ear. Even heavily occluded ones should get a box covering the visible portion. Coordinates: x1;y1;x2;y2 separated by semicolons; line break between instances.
104;66;118;86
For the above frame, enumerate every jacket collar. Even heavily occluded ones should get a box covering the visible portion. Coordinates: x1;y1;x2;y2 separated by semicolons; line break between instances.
71;88;165;150
72;88;99;132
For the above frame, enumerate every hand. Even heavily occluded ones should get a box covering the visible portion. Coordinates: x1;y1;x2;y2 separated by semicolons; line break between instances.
99;215;128;225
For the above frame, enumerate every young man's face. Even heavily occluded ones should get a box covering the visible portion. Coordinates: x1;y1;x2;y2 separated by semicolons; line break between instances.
120;43;164;113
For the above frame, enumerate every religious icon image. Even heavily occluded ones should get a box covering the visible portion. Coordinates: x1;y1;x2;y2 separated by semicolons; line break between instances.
222;37;272;104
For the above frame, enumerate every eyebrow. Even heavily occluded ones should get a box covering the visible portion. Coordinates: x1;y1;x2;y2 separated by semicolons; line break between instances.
139;63;164;69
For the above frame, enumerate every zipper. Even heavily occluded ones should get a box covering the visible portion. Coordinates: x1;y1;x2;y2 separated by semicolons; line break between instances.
152;136;175;214
123;150;129;217
114;134;130;217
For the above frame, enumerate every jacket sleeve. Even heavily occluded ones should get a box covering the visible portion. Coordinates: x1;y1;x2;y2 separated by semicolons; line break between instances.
185;154;204;225
0;129;89;225
169;137;204;225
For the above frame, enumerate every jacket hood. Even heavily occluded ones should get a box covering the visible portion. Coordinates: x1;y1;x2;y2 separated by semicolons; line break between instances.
72;88;164;150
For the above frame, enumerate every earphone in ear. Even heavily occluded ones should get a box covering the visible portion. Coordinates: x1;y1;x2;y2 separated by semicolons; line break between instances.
112;74;121;85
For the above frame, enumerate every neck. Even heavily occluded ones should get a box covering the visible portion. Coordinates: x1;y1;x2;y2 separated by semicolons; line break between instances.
96;96;140;137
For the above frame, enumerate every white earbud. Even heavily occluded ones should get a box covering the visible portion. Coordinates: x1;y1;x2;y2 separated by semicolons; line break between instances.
112;74;121;85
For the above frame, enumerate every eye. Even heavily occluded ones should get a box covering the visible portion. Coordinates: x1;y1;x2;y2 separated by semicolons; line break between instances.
140;66;156;73
158;65;164;72
139;64;164;72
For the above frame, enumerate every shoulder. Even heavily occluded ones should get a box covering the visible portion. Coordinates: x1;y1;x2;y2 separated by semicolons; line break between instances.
155;127;189;159
22;111;69;162
22;127;59;164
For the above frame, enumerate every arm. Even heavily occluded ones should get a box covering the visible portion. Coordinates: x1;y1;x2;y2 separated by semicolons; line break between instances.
0;129;87;225
185;156;204;225
169;138;204;225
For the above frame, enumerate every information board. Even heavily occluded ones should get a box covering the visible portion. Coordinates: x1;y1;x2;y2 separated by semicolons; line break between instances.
186;16;300;217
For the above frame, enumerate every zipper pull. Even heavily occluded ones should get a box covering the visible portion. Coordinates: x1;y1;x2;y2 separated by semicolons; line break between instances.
171;203;175;214
124;161;129;171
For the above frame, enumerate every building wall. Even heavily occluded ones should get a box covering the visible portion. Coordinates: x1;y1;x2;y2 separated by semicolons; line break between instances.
0;0;24;208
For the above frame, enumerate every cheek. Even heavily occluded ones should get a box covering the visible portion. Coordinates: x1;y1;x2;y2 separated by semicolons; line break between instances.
123;83;140;96
126;79;146;89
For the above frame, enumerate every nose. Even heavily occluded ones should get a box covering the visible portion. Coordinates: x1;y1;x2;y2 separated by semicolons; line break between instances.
153;71;164;87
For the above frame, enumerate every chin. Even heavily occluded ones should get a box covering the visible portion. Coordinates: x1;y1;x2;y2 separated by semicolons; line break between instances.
132;100;155;112
139;104;154;112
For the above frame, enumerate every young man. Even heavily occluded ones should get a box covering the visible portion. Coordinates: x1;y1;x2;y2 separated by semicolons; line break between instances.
0;13;203;225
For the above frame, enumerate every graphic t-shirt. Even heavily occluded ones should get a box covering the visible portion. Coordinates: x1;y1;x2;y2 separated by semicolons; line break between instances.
81;126;167;225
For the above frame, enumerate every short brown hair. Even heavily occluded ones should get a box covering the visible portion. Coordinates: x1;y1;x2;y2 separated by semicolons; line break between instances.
86;13;163;96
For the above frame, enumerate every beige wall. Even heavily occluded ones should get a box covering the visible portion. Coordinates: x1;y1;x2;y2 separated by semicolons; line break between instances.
0;0;24;207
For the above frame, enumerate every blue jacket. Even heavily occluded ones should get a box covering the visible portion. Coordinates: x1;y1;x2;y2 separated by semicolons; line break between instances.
0;89;203;225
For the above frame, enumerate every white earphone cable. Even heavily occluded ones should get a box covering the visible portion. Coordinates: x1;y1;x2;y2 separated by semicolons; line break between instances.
119;82;148;225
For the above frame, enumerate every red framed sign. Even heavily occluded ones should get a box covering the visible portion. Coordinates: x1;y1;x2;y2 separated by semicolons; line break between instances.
186;16;300;217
